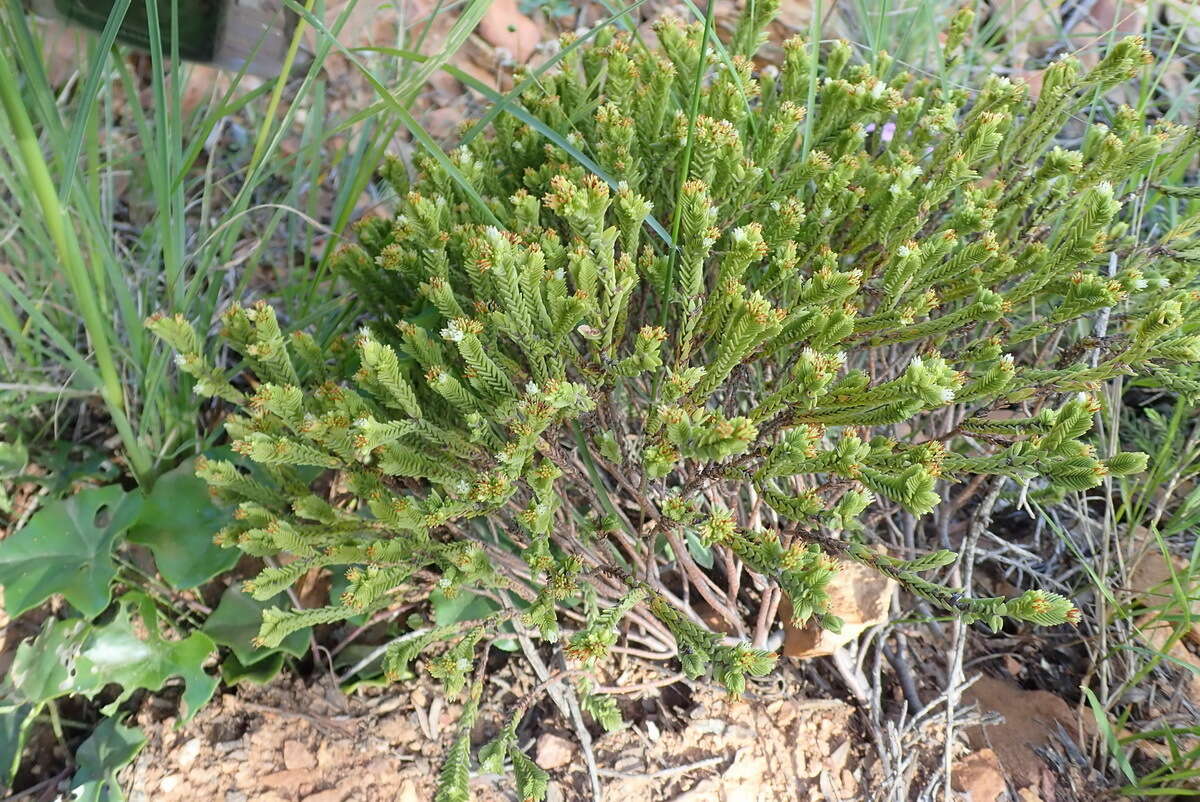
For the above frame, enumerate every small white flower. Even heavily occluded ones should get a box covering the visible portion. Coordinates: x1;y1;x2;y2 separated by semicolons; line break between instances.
896;244;912;258
911;356;925;369
1134;277;1148;290
525;381;539;394
173;353;187;368
440;321;465;342
1157;277;1171;288
553;268;566;280
1001;354;1015;367
940;388;956;403
617;180;629;191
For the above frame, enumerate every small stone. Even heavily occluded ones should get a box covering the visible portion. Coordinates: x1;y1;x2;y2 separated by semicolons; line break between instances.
397;780;422;802
283;740;317;770
176;738;203;769
614;755;643;772
159;775;182;793
644;720;661;742
378;716;421;745
225;792;248;802
535;733;575;770
826;739;851;773
303;789;347;802
261;768;317;790
952;748;1007;802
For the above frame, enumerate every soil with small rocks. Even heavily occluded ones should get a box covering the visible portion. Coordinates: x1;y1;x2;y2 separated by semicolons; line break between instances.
123;666;870;802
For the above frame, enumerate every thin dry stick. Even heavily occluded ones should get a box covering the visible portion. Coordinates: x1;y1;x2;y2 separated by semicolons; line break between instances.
942;476;1003;802
662;526;746;636
596;754;725;779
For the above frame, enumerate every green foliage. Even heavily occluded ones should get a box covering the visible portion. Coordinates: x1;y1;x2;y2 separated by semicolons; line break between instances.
0;467;301;784
202;586;312;678
69;717;148;802
0;485;142;618
126;459;238;589
10;593;218;719
0;592;217;787
151;6;1199;798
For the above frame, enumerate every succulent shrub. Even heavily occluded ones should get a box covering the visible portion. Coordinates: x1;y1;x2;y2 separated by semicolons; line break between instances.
151;5;1200;798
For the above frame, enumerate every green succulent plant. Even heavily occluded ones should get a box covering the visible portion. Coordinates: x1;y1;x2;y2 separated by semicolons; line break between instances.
149;4;1200;798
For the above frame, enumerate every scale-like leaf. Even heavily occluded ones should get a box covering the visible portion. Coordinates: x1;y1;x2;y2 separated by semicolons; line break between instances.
203;586;311;664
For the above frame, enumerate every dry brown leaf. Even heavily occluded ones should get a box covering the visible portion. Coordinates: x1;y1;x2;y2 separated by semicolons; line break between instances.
781;556;894;658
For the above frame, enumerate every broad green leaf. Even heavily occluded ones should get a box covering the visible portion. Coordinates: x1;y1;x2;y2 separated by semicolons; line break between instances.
0;701;34;785
126;459;237;590
0;485;142;617
430;589;498;627
69;716;146;802
9;617;91;704
10;595;218;722
202;586;310;664
219;651;286;686
75;594;218;721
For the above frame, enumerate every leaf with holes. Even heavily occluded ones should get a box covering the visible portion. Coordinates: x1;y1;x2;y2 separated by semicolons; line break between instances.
7;594;217;722
126;459;237;590
8;617;91;704
0;485;142;617
74;593;218;721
